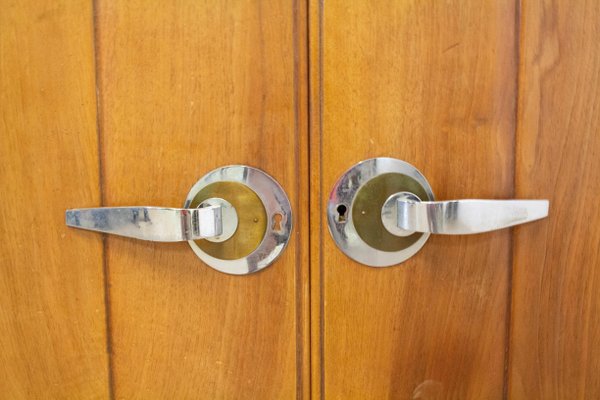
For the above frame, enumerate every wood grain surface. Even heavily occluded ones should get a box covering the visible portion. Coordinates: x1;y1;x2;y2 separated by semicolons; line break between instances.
311;1;517;398
308;0;323;398
3;0;600;397
95;1;309;398
510;0;600;398
0;0;110;398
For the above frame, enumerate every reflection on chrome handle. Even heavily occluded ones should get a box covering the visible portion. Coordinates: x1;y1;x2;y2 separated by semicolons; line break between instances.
396;197;549;235
65;206;223;241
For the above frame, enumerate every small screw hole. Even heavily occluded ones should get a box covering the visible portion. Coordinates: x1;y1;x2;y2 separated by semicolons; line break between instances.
336;204;347;223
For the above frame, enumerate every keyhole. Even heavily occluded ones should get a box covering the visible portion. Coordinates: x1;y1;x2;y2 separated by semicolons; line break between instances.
272;213;283;232
336;204;347;223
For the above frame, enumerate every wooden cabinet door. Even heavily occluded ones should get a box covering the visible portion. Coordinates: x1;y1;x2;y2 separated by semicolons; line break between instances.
2;1;600;399
1;1;309;398
309;0;600;399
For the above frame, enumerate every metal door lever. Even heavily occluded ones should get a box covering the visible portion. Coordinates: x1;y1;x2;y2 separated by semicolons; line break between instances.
65;165;292;275
381;193;549;236
66;204;227;242
328;158;550;267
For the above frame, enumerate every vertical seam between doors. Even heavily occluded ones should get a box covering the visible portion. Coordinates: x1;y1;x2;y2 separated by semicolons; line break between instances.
91;1;115;398
306;0;322;398
318;1;325;398
504;0;522;398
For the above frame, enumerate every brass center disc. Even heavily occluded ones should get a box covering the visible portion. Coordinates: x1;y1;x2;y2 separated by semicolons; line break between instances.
188;181;266;260
352;173;431;252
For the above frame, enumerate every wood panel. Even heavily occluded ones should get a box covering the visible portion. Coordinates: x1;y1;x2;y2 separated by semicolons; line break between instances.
312;1;517;398
308;0;323;398
95;1;309;398
0;0;110;398
510;0;600;398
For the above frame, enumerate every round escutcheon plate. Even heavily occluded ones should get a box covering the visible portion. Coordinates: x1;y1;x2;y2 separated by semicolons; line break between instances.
327;158;435;267
185;165;292;275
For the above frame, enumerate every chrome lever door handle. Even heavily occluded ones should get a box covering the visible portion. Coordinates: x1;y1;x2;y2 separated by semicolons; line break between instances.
65;165;293;275
66;204;228;242
327;158;550;267
382;193;549;236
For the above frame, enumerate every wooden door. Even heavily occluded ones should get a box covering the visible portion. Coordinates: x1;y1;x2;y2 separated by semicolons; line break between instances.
2;0;600;399
309;0;600;399
1;0;309;398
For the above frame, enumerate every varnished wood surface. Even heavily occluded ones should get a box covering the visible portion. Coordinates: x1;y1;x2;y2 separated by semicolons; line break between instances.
3;0;600;397
308;0;323;398
95;1;309;398
0;0;110;398
510;0;600;398
311;1;517;398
